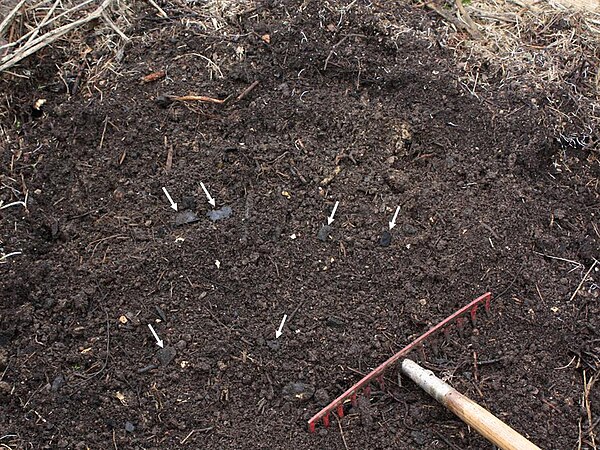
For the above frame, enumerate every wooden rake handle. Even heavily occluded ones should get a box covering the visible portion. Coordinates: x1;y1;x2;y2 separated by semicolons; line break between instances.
401;359;541;450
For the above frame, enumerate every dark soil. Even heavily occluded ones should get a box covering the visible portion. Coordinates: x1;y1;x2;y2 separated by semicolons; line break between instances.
1;1;599;449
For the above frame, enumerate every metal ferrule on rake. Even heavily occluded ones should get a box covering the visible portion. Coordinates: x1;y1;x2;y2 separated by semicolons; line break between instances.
307;292;492;432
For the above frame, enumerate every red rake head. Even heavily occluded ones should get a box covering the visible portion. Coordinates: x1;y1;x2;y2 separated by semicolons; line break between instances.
307;292;492;432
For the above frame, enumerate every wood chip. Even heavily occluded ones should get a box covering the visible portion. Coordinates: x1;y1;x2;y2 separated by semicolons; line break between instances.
141;70;166;83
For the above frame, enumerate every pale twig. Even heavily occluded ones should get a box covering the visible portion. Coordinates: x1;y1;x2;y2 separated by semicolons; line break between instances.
0;0;28;38
569;260;598;302
174;53;223;78
455;0;483;39
0;252;22;263
24;0;62;46
337;415;350;450
0;200;26;210
101;12;130;42
583;370;598;450
534;251;583;268
147;0;169;19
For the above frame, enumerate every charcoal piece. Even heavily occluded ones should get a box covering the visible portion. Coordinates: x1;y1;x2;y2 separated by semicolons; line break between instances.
174;210;199;226
207;206;233;222
317;225;332;242
282;382;315;402
156;346;176;366
380;230;392;247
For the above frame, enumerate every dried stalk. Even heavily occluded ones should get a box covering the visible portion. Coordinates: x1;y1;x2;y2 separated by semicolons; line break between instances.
0;0;118;72
0;0;28;38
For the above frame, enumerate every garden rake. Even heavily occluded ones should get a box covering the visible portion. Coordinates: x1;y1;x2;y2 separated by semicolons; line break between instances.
307;292;541;449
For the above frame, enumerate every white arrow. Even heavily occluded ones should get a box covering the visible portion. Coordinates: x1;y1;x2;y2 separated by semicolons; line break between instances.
389;206;400;230
200;182;216;208
327;200;339;225
148;323;164;348
162;187;178;211
275;314;287;339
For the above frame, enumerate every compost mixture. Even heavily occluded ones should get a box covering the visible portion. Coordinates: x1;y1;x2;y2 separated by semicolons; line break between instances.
1;1;599;448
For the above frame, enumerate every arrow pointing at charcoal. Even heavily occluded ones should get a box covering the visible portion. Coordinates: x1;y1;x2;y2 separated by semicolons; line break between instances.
327;201;339;225
162;187;178;211
200;182;216;208
389;205;400;230
275;314;287;339
147;324;164;348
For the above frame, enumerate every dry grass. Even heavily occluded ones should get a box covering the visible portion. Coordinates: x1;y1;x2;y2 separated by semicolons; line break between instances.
420;0;600;137
0;0;135;74
1;0;598;136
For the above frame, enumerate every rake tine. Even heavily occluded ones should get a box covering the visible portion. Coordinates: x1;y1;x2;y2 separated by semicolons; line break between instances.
337;404;344;418
431;338;440;357
364;385;371;399
306;293;493;432
470;304;478;326
442;326;451;341
418;343;426;361
456;317;465;338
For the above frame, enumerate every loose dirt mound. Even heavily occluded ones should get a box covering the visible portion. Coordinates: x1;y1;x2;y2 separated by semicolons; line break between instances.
1;1;599;449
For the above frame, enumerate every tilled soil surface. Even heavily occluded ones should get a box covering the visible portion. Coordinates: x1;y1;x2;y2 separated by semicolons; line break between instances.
1;1;599;449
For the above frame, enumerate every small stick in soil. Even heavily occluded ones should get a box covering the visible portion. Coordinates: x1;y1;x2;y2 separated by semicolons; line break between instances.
155;94;227;108
180;430;195;444
337;416;350;450
165;137;173;172
569;259;597;302
534;251;583;269
0;251;22;263
582;370;598;449
236;80;259;102
454;0;483;39
137;363;159;373
287;299;306;324
141;70;166;83
147;0;169;19
425;1;481;40
98;116;108;150
434;431;462;450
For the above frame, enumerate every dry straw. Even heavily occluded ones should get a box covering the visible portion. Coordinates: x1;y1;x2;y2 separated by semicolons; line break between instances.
422;0;600;129
0;0;131;72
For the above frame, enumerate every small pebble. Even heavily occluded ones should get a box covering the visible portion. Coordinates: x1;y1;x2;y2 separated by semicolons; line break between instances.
180;196;196;211
317;225;332;242
282;382;315;402
411;430;428;446
156;346;177;366
51;374;65;392
125;421;135;433
326;316;345;328
380;230;392;247
155;95;173;108
0;381;11;396
314;388;330;406
266;339;280;351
